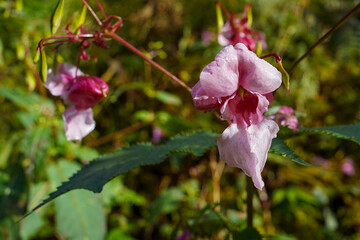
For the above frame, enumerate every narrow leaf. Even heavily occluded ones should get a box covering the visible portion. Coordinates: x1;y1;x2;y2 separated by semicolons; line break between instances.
69;5;87;33
300;122;360;145
216;3;224;32
50;0;65;34
33;49;40;63
27;131;218;214
39;49;47;82
270;138;315;166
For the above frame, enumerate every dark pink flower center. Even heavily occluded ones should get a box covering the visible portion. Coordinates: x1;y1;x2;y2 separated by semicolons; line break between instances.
67;76;109;110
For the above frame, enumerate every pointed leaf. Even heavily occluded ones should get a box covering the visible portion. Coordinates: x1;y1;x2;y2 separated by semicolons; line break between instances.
27;131;218;214
270;138;315;166
33;49;40;63
300;122;360;145
39;48;47;82
69;5;87;33
50;0;65;34
216;3;224;32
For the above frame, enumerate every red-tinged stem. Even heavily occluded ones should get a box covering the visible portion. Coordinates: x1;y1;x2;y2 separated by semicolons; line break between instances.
81;0;103;26
216;1;231;19
42;39;69;47
261;53;282;63
105;31;192;92
37;34;94;49
94;0;107;19
290;2;360;72
246;176;254;228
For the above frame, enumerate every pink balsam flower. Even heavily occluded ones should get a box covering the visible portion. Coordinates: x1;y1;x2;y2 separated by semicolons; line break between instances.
218;4;267;52
45;63;108;141
191;43;282;190
271;106;299;131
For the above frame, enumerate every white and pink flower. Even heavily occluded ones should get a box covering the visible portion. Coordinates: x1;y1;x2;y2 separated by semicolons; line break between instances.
191;43;282;190
45;63;108;141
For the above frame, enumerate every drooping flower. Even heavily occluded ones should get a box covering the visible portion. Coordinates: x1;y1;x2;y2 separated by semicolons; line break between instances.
191;43;282;190
218;3;266;52
45;63;108;141
270;106;299;131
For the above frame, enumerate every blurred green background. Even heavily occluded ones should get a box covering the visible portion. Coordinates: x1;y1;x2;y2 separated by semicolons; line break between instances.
0;0;359;239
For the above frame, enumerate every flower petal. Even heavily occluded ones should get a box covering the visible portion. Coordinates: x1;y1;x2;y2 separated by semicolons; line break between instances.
200;45;239;97
217;119;279;190
62;105;95;141
57;62;84;79
191;81;221;110
234;43;282;94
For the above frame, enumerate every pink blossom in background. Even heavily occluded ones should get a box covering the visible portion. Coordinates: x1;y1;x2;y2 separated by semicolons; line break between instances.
201;30;216;47
341;158;355;176
45;63;108;141
152;127;164;144
270;106;299;131
174;230;191;240
218;4;267;52
191;43;282;190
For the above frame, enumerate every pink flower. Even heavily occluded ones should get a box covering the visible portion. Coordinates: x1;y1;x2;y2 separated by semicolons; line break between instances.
45;63;108;141
341;158;355;176
191;43;282;190
218;5;267;52
270;106;299;131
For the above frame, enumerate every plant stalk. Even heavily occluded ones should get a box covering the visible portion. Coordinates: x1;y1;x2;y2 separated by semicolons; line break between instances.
246;176;253;228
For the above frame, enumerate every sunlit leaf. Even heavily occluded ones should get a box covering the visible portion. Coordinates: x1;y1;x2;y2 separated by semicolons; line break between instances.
69;5;87;33
50;0;65;35
39;48;47;82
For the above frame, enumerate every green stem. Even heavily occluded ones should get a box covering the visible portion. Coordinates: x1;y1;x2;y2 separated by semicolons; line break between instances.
290;2;360;72
246;176;253;228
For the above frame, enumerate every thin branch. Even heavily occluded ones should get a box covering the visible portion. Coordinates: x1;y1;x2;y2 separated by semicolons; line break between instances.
290;2;360;72
94;0;107;19
105;31;192;92
81;0;103;26
246;176;254;228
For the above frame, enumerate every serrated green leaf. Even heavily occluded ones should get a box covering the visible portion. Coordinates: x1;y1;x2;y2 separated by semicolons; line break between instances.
233;227;262;240
40;48;47;82
50;0;65;34
69;5;87;33
47;161;106;240
270;138;315;166
300;122;360;145
27;131;218;215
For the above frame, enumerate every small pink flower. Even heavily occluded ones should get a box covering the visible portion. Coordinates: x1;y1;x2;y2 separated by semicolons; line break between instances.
152;127;164;144
271;106;299;131
192;43;282;190
341;158;355;176
174;230;191;240
45;63;108;141
218;4;267;52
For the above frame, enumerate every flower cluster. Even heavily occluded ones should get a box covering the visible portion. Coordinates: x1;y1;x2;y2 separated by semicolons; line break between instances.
218;4;266;52
192;43;282;190
45;63;108;141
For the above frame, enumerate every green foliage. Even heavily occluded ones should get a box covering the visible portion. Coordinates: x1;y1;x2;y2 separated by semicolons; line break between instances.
50;0;65;34
233;227;262;240
300;122;360;145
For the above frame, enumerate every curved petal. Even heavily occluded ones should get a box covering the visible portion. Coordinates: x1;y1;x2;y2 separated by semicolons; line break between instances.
191;81;221;110
217;119;279;190
217;21;233;46
200;45;239;97
62;106;95;141
57;62;84;78
234;43;282;94
45;68;67;96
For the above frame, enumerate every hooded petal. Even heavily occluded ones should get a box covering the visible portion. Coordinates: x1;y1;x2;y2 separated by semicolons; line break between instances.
220;91;271;127
217;119;279;190
191;81;221;110
200;45;239;97
62;105;95;141
57;62;84;79
234;43;282;94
